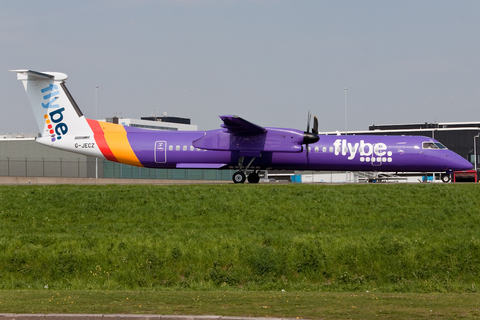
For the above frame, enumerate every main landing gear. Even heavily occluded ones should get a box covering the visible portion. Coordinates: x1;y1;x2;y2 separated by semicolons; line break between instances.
232;170;260;184
232;171;247;183
247;171;260;183
232;156;261;184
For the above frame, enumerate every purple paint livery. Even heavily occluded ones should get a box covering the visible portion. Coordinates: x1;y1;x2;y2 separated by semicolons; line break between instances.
12;70;473;183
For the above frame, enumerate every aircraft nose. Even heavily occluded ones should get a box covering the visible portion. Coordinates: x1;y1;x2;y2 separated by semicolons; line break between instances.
449;153;473;171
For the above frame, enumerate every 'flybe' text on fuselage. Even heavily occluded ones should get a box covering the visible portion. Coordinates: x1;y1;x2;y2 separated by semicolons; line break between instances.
333;139;393;162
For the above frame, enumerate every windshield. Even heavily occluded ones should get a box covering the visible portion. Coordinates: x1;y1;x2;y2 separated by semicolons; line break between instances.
422;141;448;150
435;142;447;149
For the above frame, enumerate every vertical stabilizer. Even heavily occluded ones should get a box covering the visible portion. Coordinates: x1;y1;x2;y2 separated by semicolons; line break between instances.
12;69;92;141
11;69;104;158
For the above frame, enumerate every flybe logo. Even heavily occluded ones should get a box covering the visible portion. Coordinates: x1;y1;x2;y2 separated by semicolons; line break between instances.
333;139;393;163
40;84;68;142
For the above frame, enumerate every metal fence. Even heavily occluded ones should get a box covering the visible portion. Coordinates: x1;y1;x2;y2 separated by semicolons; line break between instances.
0;158;235;181
0;158;94;178
103;161;235;181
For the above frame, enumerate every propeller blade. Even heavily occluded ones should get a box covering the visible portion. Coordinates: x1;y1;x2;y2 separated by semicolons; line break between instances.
306;111;311;133
312;116;318;134
304;111;319;160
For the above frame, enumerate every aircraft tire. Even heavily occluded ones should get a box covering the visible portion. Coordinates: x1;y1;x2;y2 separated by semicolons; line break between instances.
441;174;451;183
247;172;260;184
232;171;246;184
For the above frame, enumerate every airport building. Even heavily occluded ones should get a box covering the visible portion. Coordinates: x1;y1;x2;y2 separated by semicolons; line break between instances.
104;114;198;131
0;133;97;178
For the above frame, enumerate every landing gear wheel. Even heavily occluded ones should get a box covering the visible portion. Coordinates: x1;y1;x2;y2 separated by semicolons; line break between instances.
232;171;246;184
247;172;260;184
441;174;451;183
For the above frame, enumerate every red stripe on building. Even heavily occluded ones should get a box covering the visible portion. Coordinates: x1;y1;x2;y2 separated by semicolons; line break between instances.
87;119;118;162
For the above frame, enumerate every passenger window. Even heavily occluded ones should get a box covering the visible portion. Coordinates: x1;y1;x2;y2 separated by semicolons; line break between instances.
183;145;187;151
169;145;173;151
329;147;333;152
314;146;319;153
176;145;180;151
190;146;194;151
322;147;326;152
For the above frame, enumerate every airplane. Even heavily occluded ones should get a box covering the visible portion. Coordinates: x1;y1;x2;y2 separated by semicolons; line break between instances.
11;69;473;183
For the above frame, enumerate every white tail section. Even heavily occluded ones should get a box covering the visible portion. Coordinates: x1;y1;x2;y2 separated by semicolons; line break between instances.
12;69;93;141
12;70;103;158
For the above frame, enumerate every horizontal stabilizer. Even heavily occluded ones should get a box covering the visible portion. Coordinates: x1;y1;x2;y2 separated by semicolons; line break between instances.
11;69;68;81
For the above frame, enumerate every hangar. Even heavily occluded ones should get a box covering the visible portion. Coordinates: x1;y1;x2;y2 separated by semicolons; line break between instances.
365;121;479;166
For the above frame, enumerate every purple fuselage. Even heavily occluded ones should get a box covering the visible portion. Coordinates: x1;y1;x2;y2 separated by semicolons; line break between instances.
122;126;472;173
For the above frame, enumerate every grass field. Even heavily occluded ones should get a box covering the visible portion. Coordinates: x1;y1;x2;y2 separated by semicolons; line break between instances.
1;183;480;318
1;290;480;319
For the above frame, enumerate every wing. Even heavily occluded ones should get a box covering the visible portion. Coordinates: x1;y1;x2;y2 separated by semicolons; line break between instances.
219;115;266;135
193;115;305;153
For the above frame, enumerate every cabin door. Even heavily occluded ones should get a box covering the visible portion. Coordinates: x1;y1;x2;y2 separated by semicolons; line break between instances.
155;141;167;163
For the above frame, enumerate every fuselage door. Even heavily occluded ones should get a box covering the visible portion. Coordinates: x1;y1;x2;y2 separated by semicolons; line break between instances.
371;155;383;167
155;141;167;163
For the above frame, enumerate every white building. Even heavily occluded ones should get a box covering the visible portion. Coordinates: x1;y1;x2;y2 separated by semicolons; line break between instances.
105;115;197;131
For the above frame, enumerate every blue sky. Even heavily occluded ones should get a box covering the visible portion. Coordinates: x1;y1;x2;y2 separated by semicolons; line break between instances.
1;0;479;134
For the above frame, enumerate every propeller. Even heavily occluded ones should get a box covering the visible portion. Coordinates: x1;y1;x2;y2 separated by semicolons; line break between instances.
303;111;320;157
312;116;318;134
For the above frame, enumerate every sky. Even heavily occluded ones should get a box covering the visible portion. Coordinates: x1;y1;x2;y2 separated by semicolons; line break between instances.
1;0;479;134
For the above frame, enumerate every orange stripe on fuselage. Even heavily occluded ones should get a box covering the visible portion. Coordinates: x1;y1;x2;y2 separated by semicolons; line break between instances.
87;119;117;162
87;119;143;167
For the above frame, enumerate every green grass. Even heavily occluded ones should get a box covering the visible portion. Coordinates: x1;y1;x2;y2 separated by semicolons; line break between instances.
1;290;480;319
1;184;480;292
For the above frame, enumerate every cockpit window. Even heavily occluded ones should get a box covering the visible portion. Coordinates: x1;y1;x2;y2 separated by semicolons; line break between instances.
422;142;448;150
422;142;438;149
435;142;447;149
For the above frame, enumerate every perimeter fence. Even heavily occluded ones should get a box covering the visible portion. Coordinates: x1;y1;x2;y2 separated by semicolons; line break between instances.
0;158;235;181
0;158;92;178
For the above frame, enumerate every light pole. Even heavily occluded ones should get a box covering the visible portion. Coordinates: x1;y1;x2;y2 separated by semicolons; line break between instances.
344;87;348;182
95;85;99;179
344;87;347;135
474;133;480;172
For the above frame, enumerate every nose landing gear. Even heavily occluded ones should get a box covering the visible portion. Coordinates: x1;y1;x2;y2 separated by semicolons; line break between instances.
441;173;451;183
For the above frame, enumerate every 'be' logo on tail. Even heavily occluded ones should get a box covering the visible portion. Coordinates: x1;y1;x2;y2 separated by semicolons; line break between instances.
41;84;68;142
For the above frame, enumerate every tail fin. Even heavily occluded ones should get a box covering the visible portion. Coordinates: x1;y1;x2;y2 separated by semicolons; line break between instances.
12;70;142;166
11;69;91;142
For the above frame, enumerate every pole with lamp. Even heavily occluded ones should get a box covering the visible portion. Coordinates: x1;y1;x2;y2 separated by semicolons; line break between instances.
344;87;348;182
474;133;480;173
95;85;99;179
344;87;347;135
